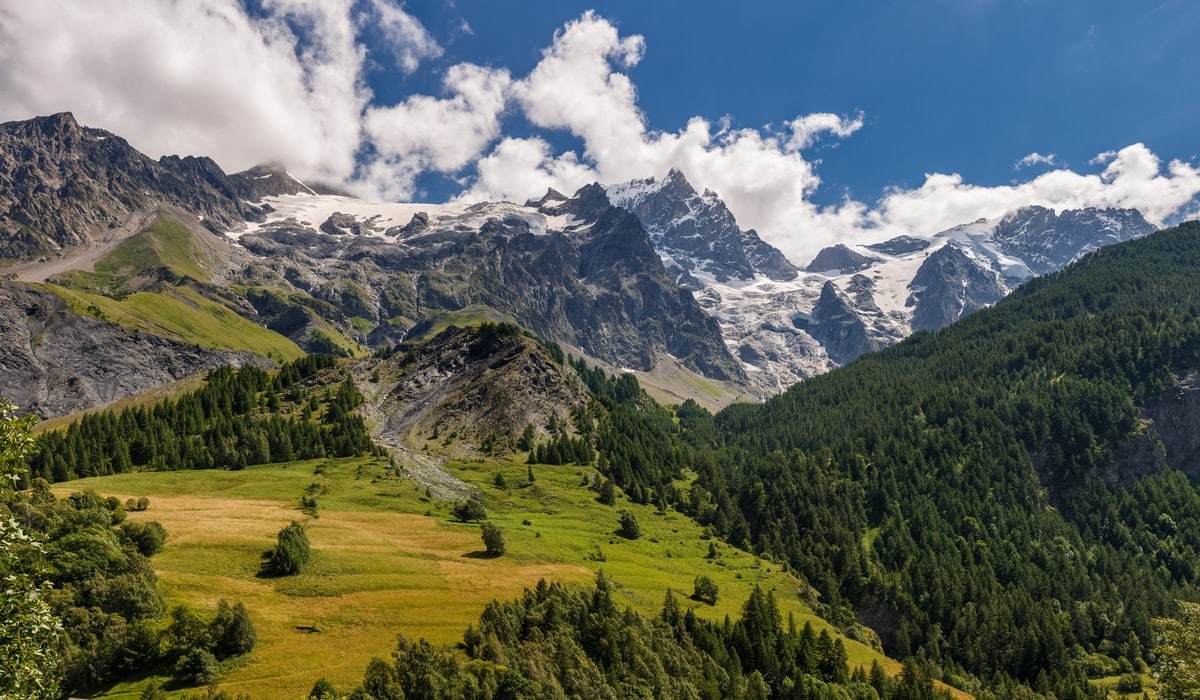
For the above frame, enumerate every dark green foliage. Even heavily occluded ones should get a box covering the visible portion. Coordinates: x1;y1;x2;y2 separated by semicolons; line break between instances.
516;423;535;451
1;469;254;694
26;355;382;484
683;222;1200;693
119;520;167;557
451;499;486;523
529;433;593;465
175;648;219;687
481;521;505;556
308;677;338;699
265;521;311;576
693;575;719;605
210;600;256;659
617;509;641;539
597;477;616;505
492;471;508;490
1;484;166;694
343;574;947;699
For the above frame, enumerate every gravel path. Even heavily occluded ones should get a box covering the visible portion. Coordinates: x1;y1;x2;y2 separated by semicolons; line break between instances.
355;370;476;501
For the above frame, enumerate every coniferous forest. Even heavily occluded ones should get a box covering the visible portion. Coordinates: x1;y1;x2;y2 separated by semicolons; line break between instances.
25;355;383;483
675;222;1200;696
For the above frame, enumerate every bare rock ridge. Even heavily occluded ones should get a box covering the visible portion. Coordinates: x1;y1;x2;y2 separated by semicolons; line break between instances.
367;324;590;456
0;281;264;417
0;112;309;258
608;168;799;288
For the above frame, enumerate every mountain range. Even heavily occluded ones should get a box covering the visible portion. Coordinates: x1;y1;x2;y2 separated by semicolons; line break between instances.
0;112;1157;413
606;168;1155;394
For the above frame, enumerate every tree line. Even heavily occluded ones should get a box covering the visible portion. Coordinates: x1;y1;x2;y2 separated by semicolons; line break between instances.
321;573;947;700
26;355;383;483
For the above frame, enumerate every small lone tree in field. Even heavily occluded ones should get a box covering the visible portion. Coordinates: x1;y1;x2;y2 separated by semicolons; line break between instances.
452;499;487;522
693;575;719;605
266;521;311;575
481;522;506;556
617;510;641;540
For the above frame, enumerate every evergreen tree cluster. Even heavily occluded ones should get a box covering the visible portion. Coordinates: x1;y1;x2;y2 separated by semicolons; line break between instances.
0;482;254;695
675;222;1200;695
27;355;382;483
336;574;946;699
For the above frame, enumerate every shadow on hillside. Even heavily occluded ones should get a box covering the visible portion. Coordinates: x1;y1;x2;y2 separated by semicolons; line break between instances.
462;550;502;559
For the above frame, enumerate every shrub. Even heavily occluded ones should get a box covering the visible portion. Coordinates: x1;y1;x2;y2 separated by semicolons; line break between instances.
617;510;641;540
597;478;615;505
693;575;719;605
1115;673;1142;693
451;499;486;522
119;520;167;557
266;521;311;575
175;648;219;687
309;678;338;699
481;522;506;556
210;600;256;658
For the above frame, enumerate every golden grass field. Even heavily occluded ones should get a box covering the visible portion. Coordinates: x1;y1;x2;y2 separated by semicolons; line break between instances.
57;456;970;699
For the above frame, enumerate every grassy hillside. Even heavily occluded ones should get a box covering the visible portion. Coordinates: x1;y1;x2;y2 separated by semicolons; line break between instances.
56;453;928;699
42;283;303;361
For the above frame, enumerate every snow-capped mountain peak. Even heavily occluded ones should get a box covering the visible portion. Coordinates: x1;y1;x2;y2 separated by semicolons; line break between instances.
607;169;798;288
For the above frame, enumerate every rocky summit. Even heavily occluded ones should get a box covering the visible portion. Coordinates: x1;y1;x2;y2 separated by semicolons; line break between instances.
606;169;1158;395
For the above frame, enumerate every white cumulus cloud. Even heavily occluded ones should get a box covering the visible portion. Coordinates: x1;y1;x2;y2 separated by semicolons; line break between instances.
361;62;511;200
1;6;1198;263
1015;152;1059;169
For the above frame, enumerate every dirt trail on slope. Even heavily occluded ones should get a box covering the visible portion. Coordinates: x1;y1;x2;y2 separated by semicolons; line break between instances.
354;368;476;502
5;210;158;283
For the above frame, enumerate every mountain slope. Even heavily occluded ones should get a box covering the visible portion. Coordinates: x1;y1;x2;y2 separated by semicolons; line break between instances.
0;112;311;259
694;221;1200;693
609;171;1157;394
234;184;744;383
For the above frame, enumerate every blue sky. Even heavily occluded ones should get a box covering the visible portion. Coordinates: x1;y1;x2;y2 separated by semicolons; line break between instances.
2;0;1198;260
388;0;1200;206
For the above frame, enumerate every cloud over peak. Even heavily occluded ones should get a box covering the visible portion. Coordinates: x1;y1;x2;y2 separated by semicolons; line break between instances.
1;4;1198;262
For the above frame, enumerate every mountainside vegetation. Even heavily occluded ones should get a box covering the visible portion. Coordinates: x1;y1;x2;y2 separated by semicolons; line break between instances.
681;222;1200;696
26;354;382;482
334;574;946;700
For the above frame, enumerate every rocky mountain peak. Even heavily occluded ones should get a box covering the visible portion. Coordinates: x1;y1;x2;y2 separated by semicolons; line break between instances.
608;170;798;286
0;113;272;258
805;244;878;274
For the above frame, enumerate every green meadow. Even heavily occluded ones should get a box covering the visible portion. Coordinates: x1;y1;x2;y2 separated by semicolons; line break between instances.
56;453;930;699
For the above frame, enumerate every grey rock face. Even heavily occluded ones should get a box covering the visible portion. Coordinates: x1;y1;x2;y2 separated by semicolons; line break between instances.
805;244;879;274
908;244;1006;332
991;206;1155;275
866;236;930;256
1141;370;1200;481
808;281;879;364
0;281;265;417
239;185;745;383
608;169;798;286
0;113;317;259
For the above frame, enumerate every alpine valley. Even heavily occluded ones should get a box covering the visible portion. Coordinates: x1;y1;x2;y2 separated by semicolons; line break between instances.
3;111;1200;700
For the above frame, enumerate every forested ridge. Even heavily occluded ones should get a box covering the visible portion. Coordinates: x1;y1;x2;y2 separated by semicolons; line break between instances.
331;574;946;700
26;354;383;482
675;221;1200;696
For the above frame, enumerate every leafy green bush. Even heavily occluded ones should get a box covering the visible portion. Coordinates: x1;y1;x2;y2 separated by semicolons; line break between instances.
481;522;506;556
265;521;311;576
